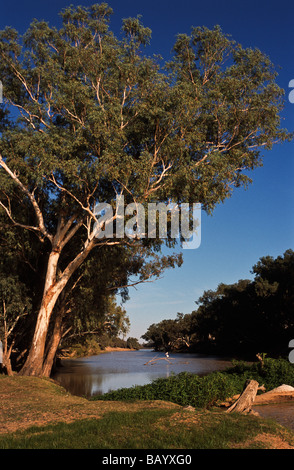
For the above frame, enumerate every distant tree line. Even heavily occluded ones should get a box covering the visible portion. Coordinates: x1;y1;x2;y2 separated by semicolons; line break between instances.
62;333;142;359
142;250;294;359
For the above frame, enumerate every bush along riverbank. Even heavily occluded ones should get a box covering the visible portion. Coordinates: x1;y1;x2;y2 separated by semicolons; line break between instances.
91;358;294;409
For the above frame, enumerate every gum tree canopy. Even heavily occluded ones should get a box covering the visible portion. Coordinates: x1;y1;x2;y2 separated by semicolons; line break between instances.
0;4;291;376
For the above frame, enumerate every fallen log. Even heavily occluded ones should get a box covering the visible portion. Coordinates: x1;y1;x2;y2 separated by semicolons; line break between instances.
226;380;265;415
144;356;175;365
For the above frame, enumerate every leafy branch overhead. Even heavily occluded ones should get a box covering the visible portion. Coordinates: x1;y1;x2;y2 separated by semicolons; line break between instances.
0;6;290;234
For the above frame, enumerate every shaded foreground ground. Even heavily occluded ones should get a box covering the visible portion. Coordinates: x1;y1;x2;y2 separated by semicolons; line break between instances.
0;376;179;434
0;376;293;449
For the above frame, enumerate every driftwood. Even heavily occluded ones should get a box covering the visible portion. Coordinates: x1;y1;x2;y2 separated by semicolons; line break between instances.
226;380;265;415
144;356;175;365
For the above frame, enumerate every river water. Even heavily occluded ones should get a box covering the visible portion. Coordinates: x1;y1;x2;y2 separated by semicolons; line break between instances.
52;349;294;431
52;349;233;397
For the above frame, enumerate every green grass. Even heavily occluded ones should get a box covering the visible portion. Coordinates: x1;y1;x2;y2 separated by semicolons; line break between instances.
0;408;288;449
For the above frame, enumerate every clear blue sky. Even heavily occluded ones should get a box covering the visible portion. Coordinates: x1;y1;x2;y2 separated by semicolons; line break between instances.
1;0;293;339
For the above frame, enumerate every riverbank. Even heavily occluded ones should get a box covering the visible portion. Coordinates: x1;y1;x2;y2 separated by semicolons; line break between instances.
0;376;293;449
59;345;139;360
102;347;137;352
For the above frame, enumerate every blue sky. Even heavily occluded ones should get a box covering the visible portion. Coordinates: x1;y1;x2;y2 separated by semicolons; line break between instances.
1;0;293;339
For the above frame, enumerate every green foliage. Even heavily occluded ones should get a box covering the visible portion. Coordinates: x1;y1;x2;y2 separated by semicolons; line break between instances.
0;275;31;325
0;4;290;235
92;358;294;408
126;337;141;349
0;272;32;349
66;333;141;356
66;336;102;358
141;312;193;351
92;371;237;407
226;358;294;391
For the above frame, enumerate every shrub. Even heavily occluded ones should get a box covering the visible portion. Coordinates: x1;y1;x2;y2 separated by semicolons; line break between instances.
92;371;240;408
224;358;294;390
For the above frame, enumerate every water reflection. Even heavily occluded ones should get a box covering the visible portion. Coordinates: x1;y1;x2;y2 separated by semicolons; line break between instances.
52;349;232;397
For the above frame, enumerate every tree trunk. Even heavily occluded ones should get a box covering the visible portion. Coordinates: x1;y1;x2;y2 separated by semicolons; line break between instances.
0;302;12;375
3;353;13;376
19;239;96;376
226;380;266;414
19;251;61;376
2;339;14;376
42;308;64;377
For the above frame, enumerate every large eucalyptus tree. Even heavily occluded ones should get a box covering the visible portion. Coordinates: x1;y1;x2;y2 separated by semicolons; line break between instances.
0;4;290;375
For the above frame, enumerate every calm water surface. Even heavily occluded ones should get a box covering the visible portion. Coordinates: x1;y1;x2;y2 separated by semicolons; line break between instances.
52;349;232;398
52;349;294;431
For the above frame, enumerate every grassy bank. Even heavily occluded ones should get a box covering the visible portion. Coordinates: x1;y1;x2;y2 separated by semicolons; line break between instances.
1;405;293;449
0;367;293;449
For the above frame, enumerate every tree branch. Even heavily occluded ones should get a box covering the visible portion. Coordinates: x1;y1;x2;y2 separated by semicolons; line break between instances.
0;155;53;242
